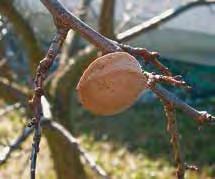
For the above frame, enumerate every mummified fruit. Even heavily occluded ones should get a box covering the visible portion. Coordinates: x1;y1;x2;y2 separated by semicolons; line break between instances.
76;52;147;116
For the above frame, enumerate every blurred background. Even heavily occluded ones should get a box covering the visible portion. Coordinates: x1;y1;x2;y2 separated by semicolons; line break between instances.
0;0;214;178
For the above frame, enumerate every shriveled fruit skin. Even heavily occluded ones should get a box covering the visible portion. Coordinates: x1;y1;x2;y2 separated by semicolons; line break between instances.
76;52;147;116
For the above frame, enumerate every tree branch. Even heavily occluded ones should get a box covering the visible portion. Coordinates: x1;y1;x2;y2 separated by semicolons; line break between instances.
0;103;21;117
59;0;92;66
29;0;214;178
0;127;33;165
151;85;215;124
41;0;121;53
43;120;109;179
163;102;185;179
99;0;116;39
41;0;214;126
119;44;172;76
0;119;109;178
117;0;215;42
29;27;69;179
49;46;97;127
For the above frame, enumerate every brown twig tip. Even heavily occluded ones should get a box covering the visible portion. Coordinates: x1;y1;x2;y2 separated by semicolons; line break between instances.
143;72;191;89
163;102;185;179
118;43;172;76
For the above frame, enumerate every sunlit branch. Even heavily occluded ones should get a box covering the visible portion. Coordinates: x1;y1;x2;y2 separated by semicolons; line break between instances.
26;0;215;178
117;0;215;42
0;127;33;165
0;119;109;178
0;103;21;117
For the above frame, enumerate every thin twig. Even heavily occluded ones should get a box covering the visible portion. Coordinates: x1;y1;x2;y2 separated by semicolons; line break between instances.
0;119;109;178
28;26;69;179
43;120;109;179
117;0;215;42
151;85;215;125
143;72;191;89
163;101;185;179
39;0;214;125
185;163;199;172
28;1;215;178
119;44;172;76
0;76;30;96
41;0;121;53
0;103;21;117
0;127;33;165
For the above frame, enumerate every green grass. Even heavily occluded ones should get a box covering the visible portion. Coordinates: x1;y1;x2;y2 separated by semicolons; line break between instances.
0;99;214;179
74;99;215;179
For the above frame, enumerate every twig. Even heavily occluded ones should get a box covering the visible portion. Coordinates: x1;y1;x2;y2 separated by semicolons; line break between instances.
0;127;33;165
0;76;30;104
0;119;109;178
29;1;214;178
43;120;109;179
151;85;215;124
0;76;30;96
41;0;121;53
119;44;172;76
143;72;191;89
117;0;215;42
0;103;21;117
163;101;185;179
185;163;199;172
28;25;69;179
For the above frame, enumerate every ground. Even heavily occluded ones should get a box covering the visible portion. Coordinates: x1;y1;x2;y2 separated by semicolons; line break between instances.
0;98;214;179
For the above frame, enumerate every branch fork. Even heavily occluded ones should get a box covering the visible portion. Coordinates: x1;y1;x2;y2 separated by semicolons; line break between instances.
143;72;191;90
25;1;215;179
28;26;69;179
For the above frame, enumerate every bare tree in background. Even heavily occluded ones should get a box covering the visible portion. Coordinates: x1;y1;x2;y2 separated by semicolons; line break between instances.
0;0;215;179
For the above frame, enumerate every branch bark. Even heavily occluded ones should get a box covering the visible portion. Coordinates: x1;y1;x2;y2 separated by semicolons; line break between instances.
41;0;121;53
41;0;214;127
151;85;215;124
0;119;108;178
44;120;109;179
163;102;185;179
0;103;21;117
28;0;214;178
60;0;92;66
117;0;215;42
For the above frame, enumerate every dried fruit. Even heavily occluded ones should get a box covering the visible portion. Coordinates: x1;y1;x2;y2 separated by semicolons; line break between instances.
77;52;147;116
